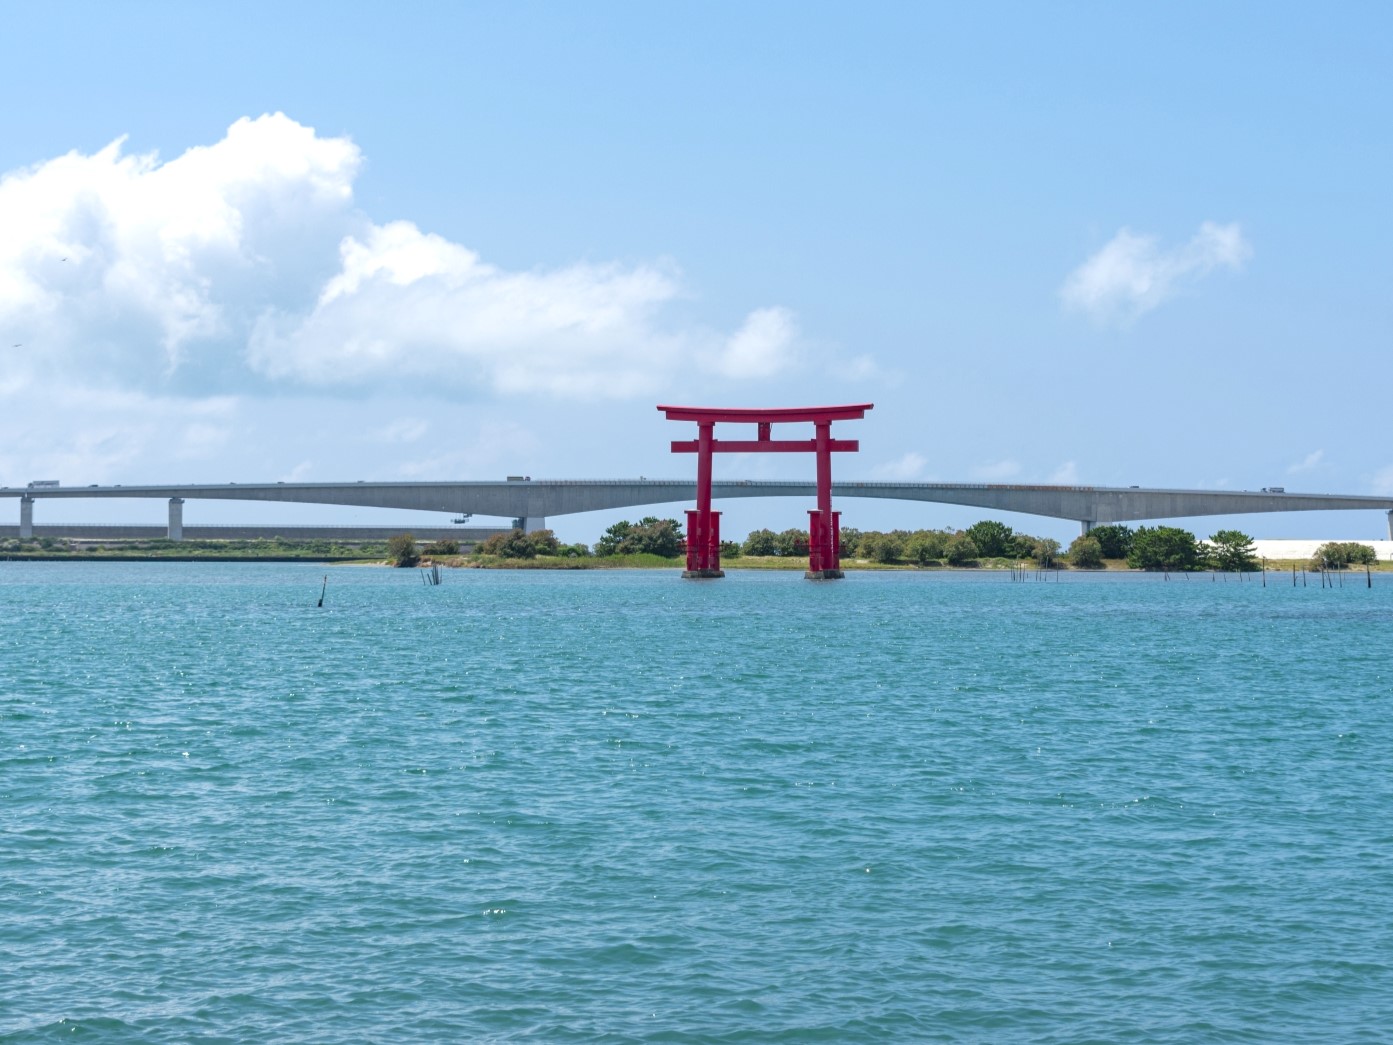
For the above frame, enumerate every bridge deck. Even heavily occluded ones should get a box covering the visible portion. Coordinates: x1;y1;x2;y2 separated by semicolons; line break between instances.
4;480;1393;529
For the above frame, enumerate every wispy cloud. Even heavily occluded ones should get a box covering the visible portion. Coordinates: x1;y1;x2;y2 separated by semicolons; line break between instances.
972;458;1021;481
0;388;239;483
281;460;314;482
1288;449;1324;474
1048;460;1081;484
1060;221;1252;325
1371;465;1393;496
375;418;429;445
871;452;928;480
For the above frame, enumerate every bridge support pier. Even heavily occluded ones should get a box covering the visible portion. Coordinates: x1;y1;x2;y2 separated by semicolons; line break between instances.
168;498;185;542
513;516;547;533
19;495;33;539
1387;510;1392;542
1081;520;1094;536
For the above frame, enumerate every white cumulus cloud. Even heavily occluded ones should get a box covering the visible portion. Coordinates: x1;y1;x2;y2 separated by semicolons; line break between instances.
1060;221;1252;324
0;114;810;400
710;307;797;379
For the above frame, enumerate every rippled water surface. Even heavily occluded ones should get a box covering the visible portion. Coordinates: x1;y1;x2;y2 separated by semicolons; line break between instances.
3;563;1392;1042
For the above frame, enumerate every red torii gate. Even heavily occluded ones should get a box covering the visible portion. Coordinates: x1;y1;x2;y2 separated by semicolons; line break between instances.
658;403;873;579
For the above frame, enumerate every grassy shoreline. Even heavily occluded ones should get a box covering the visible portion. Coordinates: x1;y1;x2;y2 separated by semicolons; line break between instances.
428;553;1393;573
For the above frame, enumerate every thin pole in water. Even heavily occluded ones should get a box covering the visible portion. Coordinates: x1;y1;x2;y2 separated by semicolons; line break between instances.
317;575;327;607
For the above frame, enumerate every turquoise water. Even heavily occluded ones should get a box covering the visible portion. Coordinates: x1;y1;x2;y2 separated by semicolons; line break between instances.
3;563;1392;1042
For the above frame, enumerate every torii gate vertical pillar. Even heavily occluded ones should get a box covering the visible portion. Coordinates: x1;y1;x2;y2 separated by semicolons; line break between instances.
685;420;722;577
659;403;872;580
806;419;843;578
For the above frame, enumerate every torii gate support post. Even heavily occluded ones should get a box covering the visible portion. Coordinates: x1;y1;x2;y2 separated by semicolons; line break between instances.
658;403;873;579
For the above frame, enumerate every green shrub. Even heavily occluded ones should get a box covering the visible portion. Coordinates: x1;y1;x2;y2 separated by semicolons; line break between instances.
945;534;979;566
741;528;779;556
1311;541;1377;569
595;517;685;557
1127;526;1203;571
1068;535;1104;569
387;533;420;567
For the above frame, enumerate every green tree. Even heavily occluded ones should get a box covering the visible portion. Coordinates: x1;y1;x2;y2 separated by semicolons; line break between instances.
1031;537;1061;568
966;519;1015;558
945;534;979;565
527;529;562;556
595;517;685;557
904;530;947;565
1127;526;1203;571
1067;535;1104;569
1088;525;1134;560
856;532;884;562
742;528;779;556
1208;529;1258;572
594;520;633;557
630;517;684;557
867;532;903;563
719;539;742;559
838;527;862;558
1009;533;1039;559
387;532;420;567
775;528;810;556
422;538;460;556
475;529;540;559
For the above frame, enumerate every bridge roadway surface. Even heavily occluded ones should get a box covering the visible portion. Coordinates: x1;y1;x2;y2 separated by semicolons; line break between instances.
5;480;1393;537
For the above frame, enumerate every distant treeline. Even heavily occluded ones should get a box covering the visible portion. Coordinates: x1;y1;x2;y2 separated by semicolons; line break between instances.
450;517;1379;571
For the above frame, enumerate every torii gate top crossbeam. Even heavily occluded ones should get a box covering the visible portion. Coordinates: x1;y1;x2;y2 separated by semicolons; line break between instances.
657;404;873;424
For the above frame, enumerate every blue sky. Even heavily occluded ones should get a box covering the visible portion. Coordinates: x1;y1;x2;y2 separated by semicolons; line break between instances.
2;2;1390;542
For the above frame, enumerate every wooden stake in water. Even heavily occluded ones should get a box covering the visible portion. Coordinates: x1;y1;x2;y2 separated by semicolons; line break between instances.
317;575;327;607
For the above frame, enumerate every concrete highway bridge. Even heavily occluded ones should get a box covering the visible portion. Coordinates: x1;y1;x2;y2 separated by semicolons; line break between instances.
4;479;1393;541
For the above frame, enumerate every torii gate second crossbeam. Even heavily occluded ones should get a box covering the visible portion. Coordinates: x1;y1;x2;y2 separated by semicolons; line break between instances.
659;403;873;579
